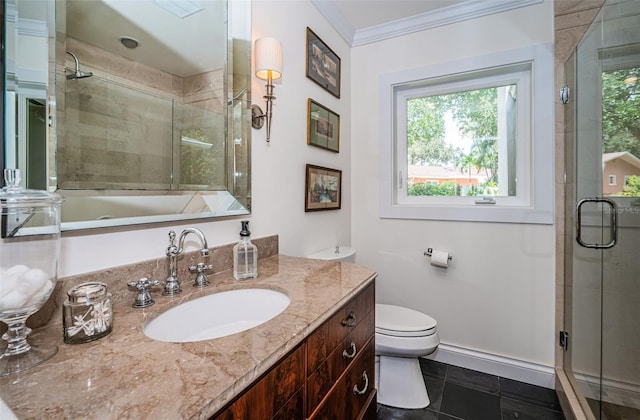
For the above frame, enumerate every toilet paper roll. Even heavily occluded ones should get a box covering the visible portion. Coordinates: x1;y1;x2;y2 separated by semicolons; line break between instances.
430;250;450;268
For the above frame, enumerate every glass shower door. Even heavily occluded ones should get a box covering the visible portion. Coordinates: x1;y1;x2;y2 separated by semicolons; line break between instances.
566;0;640;418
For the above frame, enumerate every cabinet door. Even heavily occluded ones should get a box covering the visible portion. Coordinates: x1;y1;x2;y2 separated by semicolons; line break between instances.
309;339;376;420
212;344;305;420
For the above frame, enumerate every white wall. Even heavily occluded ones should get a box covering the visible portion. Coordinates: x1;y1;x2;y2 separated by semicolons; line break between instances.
350;1;557;367
58;0;352;277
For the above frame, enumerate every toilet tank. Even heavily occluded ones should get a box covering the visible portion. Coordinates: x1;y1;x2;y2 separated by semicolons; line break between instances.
307;246;356;263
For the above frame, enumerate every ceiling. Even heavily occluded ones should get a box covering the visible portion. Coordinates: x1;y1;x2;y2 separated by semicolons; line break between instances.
311;0;541;46
331;0;467;31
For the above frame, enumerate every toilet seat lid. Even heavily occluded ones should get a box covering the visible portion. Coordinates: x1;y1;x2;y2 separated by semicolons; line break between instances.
375;304;437;337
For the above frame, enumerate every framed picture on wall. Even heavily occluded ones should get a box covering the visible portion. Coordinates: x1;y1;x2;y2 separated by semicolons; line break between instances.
307;99;340;153
305;164;342;212
306;27;341;98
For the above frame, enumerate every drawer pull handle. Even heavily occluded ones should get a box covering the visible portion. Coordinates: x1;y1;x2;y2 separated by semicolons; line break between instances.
342;311;357;327
342;342;357;359
353;371;369;395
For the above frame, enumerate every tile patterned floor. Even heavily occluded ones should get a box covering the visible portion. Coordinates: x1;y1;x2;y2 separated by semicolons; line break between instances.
587;398;640;420
377;358;566;420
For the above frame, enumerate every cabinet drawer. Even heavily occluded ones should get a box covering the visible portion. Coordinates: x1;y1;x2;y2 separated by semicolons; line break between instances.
309;338;376;420
212;343;305;420
307;309;374;412
307;282;375;375
358;390;378;420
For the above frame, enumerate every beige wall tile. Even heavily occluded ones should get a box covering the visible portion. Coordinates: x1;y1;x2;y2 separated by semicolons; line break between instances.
555;0;605;16
555;8;600;31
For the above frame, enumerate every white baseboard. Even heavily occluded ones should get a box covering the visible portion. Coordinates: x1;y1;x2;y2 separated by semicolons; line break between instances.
424;342;556;389
573;372;640;410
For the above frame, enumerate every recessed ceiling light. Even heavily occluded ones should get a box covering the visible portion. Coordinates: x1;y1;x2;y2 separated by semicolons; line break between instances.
120;36;139;49
153;0;203;19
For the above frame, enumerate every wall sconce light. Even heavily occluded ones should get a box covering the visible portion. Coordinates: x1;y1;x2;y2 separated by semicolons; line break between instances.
251;37;283;143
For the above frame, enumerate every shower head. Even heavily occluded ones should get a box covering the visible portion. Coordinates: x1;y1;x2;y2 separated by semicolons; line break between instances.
65;51;93;80
68;70;93;80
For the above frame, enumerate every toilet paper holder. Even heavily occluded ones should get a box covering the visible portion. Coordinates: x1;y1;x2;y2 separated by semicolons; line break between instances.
423;248;453;261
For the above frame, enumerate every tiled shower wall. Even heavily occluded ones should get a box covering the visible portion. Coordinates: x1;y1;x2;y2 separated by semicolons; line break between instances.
57;37;226;190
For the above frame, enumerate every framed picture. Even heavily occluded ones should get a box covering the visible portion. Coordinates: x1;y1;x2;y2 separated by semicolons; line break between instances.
307;99;340;153
306;27;341;98
305;164;342;212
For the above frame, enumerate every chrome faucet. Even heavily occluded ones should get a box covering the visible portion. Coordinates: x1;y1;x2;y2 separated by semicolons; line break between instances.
164;228;211;296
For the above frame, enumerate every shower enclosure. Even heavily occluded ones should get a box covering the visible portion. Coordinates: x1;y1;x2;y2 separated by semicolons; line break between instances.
563;0;640;418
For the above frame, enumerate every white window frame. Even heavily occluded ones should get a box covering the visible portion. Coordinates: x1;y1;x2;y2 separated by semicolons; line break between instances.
379;44;554;224
396;69;530;206
609;175;617;186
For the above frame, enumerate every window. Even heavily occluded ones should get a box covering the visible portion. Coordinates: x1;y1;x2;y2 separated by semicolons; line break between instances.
600;63;640;198
399;72;527;202
379;44;554;224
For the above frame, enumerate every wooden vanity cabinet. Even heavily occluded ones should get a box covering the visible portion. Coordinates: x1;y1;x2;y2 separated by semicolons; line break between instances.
212;281;376;420
213;343;305;420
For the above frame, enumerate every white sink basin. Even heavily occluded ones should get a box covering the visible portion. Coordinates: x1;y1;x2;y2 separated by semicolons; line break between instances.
143;288;290;343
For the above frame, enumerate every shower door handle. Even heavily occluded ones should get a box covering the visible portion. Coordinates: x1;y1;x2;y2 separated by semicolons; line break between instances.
576;198;617;249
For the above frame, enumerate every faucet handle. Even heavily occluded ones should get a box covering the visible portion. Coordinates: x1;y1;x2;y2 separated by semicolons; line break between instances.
127;277;161;308
189;263;213;288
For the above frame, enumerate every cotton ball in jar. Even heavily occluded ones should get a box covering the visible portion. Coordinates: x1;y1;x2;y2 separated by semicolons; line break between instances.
26;281;54;307
0;264;30;298
0;267;19;299
16;268;50;296
0;266;30;309
0;266;52;310
0;291;30;310
4;264;30;277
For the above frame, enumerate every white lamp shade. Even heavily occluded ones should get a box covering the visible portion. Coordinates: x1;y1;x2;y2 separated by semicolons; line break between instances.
255;37;283;81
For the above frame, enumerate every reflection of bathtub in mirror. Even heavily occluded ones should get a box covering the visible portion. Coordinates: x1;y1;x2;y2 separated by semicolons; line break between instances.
61;191;247;230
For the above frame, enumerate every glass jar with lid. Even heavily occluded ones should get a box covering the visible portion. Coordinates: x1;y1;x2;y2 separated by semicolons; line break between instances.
63;282;113;344
0;169;63;376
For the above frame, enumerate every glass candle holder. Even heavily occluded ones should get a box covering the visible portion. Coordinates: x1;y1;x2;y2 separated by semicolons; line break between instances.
63;282;113;344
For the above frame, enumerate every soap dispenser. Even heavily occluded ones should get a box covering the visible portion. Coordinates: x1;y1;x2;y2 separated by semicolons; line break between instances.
233;220;258;280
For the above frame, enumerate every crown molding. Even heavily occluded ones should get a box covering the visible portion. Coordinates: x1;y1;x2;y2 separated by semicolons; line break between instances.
19;18;48;38
5;3;16;22
310;0;356;45
4;4;48;38
312;0;543;48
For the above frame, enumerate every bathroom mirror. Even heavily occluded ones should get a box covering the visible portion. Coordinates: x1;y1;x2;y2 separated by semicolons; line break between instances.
2;0;252;230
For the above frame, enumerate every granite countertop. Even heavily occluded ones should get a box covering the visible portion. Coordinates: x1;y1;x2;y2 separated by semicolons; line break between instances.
0;254;377;419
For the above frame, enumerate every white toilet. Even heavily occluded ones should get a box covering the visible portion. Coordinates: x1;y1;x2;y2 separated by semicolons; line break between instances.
375;303;439;409
307;245;356;263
